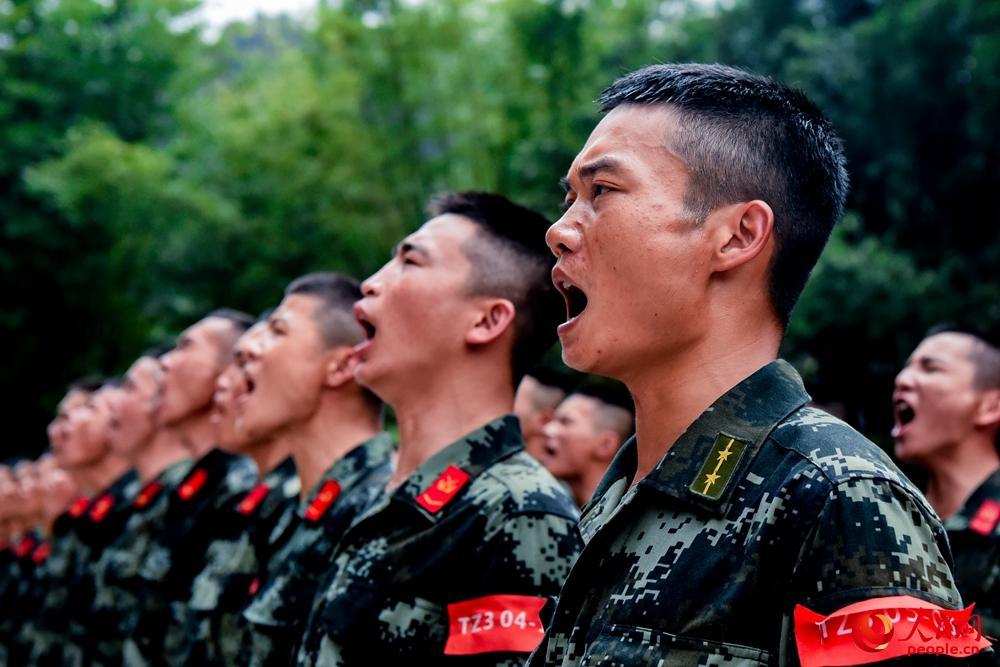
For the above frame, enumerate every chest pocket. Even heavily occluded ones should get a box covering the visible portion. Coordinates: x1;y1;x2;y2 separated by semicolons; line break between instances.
580;624;769;667
313;579;447;659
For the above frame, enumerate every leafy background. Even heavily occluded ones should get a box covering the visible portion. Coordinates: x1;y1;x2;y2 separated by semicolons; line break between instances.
2;0;997;458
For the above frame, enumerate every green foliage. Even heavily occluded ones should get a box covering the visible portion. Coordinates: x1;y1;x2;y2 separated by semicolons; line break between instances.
1;0;997;457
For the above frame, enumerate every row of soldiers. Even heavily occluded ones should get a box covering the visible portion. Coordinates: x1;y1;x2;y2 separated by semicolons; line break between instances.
2;62;1000;666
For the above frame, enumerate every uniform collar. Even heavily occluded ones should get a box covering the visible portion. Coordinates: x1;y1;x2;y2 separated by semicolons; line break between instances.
952;467;1000;526
299;432;394;515
391;415;524;522
586;360;810;519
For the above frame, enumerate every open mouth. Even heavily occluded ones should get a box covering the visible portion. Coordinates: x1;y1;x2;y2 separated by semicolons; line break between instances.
892;398;916;439
352;303;377;359
358;316;376;340
556;280;589;322
894;399;916;426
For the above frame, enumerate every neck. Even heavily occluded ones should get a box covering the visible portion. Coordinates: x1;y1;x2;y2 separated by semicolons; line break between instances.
390;365;512;488
285;390;382;500
923;435;1000;520
170;408;217;459
569;465;610;508
247;437;291;477
76;454;130;495
134;430;190;483
626;326;780;485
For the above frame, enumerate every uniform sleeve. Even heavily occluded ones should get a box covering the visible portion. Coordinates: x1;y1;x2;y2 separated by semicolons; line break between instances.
423;512;583;667
480;510;583;595
780;477;992;666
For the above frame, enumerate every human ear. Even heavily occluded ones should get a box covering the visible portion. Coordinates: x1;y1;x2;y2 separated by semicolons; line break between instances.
712;200;774;273
323;347;356;389
973;389;1000;430
466;299;517;346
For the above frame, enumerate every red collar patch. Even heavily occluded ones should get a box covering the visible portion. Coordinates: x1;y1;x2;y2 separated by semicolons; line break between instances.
304;480;341;522
178;468;209;501
89;493;115;522
969;499;1000;535
237;483;271;516
67;496;91;517
134;481;164;509
31;541;51;564
415;465;470;514
13;535;37;558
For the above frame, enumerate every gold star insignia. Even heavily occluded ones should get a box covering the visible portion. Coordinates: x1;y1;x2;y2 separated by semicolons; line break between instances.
702;472;721;494
716;440;735;463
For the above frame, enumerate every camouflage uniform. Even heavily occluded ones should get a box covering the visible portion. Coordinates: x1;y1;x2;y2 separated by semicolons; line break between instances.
0;531;44;664
297;416;583;666
88;458;194;666
943;468;1000;637
182;456;301;666
528;360;967;667
239;433;394;667
34;470;141;667
124;448;256;667
12;497;91;663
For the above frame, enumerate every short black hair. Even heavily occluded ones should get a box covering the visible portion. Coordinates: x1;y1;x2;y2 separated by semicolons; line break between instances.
141;343;173;360
285;272;365;348
571;381;635;441
67;375;105;394
206;308;255;333
285;272;382;414
925;322;1000;390
428;191;562;382
598;63;849;328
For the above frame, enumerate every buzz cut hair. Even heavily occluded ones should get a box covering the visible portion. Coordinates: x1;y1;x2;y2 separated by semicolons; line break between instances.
926;323;1000;390
598;63;849;329
285;272;366;348
428;191;563;382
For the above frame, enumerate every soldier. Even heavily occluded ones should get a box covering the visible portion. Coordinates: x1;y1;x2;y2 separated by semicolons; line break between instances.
237;273;393;667
179;318;301;666
88;349;194;666
894;324;1000;635
513;371;566;462
538;384;633;507
297;192;583;666
124;309;259;666
29;380;140;667
529;64;978;666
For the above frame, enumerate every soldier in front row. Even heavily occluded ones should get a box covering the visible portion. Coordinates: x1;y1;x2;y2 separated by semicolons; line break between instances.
894;324;1000;636
236;272;393;667
528;63;980;666
297;192;584;665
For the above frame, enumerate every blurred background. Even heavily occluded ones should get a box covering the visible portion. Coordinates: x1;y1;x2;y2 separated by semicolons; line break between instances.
1;0;997;459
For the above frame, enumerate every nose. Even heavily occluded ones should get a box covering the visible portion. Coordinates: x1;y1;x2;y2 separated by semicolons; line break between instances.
545;212;581;259
361;268;385;297
159;351;174;372
542;419;560;439
894;365;916;392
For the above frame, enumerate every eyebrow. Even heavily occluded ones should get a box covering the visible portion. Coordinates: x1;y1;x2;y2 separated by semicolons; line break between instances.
392;240;430;259
561;156;625;192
